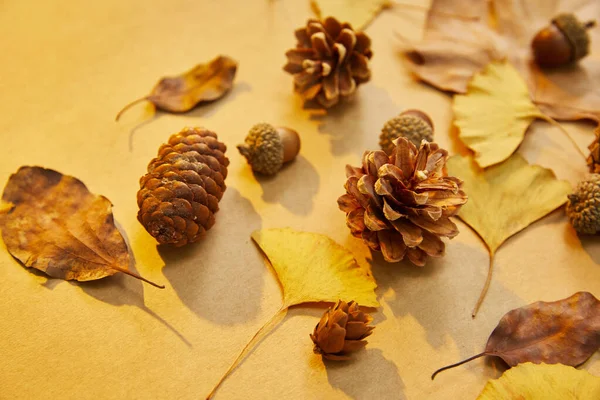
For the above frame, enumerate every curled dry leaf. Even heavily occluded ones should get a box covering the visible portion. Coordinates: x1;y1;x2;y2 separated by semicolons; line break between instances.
432;292;600;380
454;61;555;169
477;363;600;400
0;166;164;288
310;0;392;30
403;0;600;123
116;55;238;120
446;154;571;316
207;228;378;399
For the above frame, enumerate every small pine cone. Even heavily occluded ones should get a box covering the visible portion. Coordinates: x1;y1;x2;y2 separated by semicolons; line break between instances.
137;127;229;246
338;138;468;266
310;300;374;360
283;16;373;108
587;127;600;174
566;174;600;234
379;110;434;154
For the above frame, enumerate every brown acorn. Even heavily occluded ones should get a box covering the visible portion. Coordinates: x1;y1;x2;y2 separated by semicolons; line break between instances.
379;109;434;154
531;13;596;68
237;123;301;175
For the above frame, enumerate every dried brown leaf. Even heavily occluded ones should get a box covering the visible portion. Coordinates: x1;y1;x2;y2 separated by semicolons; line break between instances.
0;166;163;288
432;292;600;379
403;0;600;122
116;55;238;120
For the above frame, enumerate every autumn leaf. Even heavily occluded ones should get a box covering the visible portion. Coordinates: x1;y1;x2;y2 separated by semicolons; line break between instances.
478;363;600;400
403;0;600;122
310;0;392;30
252;228;378;308
116;55;238;120
454;61;552;168
0;166;164;288
207;228;378;398
446;154;571;316
432;292;600;380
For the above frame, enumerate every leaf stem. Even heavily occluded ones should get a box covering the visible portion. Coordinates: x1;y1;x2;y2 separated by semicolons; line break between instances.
206;306;288;399
538;114;587;161
431;352;486;380
110;265;165;289
472;253;494;318
115;97;149;121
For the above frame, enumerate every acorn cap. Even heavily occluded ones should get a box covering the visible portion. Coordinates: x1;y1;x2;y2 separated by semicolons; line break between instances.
379;109;434;154
566;174;600;234
237;123;301;175
552;13;593;62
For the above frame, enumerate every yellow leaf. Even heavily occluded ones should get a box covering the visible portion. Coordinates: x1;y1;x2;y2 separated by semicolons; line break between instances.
477;363;600;400
207;228;378;398
446;154;571;316
310;0;392;30
251;228;379;308
454;61;549;169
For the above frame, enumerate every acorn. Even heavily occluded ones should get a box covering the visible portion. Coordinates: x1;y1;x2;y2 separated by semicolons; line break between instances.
566;174;600;234
237;123;301;175
531;13;596;68
379;109;434;154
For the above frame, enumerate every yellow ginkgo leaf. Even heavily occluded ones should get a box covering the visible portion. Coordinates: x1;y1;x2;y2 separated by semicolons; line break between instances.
446;154;571;317
477;363;600;400
310;0;392;30
454;61;550;169
252;228;378;308
207;228;378;398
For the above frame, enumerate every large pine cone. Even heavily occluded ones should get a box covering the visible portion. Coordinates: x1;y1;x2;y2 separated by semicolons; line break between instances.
283;16;372;108
137;127;229;246
338;138;467;266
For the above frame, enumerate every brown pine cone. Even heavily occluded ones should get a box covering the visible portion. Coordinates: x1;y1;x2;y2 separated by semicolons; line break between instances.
137;127;229;247
283;16;372;108
310;300;374;360
338;138;467;266
587;126;600;174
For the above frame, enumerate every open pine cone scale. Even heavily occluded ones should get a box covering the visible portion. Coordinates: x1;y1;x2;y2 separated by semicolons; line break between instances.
338;138;467;266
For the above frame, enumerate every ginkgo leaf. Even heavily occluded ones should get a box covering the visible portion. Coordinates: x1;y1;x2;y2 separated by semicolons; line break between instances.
310;0;392;30
454;61;550;169
0;166;163;288
251;228;378;308
477;363;600;400
207;228;378;398
446;154;571;316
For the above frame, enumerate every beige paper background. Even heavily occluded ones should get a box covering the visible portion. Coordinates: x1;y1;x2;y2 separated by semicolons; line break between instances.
0;1;599;399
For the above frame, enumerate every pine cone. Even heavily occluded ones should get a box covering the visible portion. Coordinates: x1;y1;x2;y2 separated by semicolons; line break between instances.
310;300;374;360
338;138;467;266
283;17;372;108
566;174;600;234
137;127;229;246
587;127;600;174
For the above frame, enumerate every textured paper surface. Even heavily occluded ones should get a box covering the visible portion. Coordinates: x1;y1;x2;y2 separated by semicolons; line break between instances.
0;1;598;399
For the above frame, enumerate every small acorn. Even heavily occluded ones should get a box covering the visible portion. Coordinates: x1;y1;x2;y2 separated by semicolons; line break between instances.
531;13;596;68
237;123;301;175
379;109;434;154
